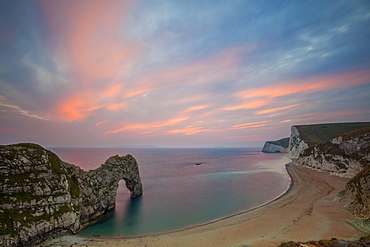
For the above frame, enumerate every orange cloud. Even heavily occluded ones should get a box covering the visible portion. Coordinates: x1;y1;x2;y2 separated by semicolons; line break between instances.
104;124;148;134
222;99;271;111
256;103;306;115
57;94;94;121
222;69;370;116
231;121;269;129
229;121;269;130
103;84;124;98
95;121;108;126
182;104;211;113
105;116;189;134
123;88;153;99
153;117;189;128
168;127;212;135
236;69;370;99
40;0;143;121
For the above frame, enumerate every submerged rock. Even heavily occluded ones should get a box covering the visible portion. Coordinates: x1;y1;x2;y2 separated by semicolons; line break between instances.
0;143;143;247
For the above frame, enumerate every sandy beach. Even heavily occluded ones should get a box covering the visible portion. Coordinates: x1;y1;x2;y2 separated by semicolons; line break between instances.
42;164;359;247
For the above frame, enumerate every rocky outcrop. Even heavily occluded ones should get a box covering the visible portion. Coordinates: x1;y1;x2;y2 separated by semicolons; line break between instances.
262;137;289;153
294;127;370;177
336;164;370;236
0;143;143;247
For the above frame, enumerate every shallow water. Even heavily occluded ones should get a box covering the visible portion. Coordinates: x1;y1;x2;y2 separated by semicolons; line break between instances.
50;147;290;237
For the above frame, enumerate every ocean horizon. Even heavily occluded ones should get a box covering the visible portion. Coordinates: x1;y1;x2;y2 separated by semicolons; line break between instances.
50;147;291;237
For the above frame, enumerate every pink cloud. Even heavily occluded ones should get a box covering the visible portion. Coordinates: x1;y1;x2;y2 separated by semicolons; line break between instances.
236;70;370;99
121;45;249;100
104;116;189;135
222;99;271;111
167;127;212;135
255;102;306;115
0;128;16;132
95;121;108;127
40;0;143;121
182;104;211;113
229;121;269;130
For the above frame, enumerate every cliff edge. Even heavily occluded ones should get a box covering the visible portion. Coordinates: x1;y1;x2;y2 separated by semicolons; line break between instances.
0;143;143;247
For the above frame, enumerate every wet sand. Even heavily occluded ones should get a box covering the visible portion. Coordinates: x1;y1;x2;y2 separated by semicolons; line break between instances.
42;164;359;247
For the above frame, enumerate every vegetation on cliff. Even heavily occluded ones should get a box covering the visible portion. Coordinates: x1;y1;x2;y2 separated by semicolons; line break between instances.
294;122;370;147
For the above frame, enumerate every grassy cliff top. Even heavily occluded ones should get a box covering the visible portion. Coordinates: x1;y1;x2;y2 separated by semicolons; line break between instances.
267;137;290;148
294;122;370;146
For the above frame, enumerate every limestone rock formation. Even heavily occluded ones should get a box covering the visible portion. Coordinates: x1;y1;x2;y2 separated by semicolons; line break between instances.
336;164;370;236
262;137;289;153
294;127;370;177
0;143;143;247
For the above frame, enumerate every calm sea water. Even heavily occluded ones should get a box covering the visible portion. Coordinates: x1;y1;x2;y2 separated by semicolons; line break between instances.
50;147;290;237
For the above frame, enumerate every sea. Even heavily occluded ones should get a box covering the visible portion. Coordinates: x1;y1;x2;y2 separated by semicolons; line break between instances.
50;147;291;238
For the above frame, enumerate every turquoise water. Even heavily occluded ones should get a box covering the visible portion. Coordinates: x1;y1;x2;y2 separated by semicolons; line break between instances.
51;148;290;237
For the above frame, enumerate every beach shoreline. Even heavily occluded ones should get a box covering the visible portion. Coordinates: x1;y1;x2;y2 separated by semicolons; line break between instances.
42;164;359;247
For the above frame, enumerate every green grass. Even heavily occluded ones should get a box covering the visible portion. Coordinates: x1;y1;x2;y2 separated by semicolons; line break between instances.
295;122;370;146
68;175;81;198
46;150;64;174
268;137;290;148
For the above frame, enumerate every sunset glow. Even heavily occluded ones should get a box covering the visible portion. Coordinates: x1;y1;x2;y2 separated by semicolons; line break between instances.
0;0;369;147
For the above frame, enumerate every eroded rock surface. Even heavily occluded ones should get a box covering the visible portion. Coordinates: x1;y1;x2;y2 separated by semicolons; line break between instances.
0;143;142;247
336;164;370;236
288;122;370;160
294;127;370;177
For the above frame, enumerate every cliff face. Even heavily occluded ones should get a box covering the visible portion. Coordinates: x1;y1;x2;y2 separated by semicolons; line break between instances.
336;164;370;236
262;137;289;153
0;143;142;247
288;126;309;159
288;122;370;160
294;127;370;177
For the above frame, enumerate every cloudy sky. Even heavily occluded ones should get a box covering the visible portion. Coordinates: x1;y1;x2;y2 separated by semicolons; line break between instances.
1;0;370;148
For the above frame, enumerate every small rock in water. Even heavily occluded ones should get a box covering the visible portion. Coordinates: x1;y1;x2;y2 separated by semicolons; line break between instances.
195;163;202;166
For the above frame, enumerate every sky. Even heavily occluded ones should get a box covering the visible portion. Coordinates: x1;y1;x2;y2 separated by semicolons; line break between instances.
0;0;370;148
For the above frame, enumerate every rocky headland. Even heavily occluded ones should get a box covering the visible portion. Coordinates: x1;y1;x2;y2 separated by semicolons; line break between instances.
262;137;289;153
0;143;143;247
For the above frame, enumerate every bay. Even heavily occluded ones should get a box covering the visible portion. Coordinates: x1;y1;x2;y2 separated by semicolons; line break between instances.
50;147;290;237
